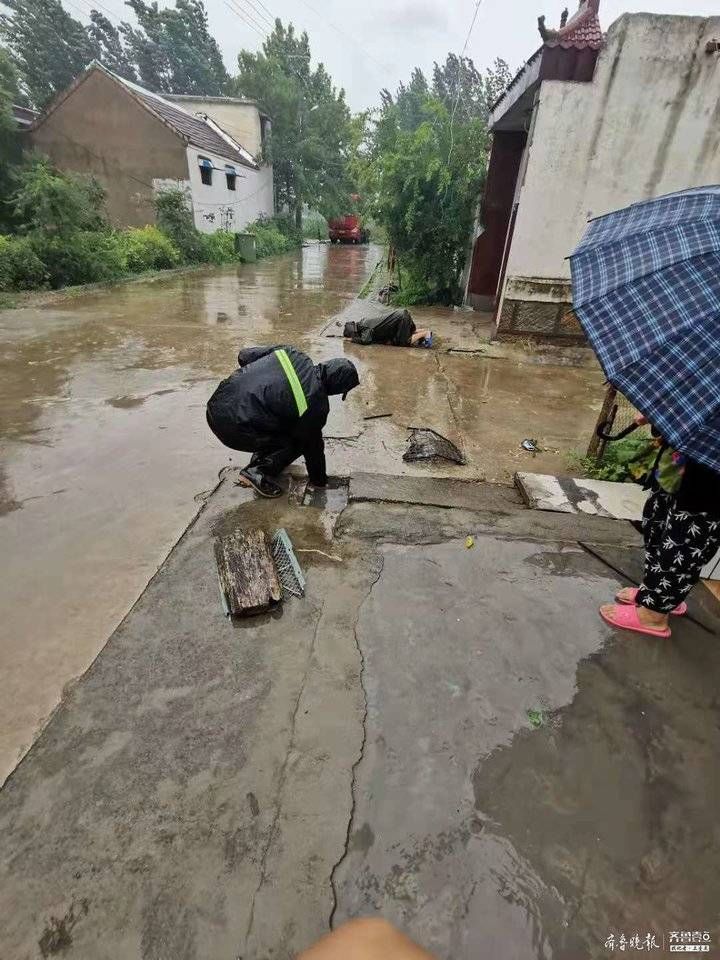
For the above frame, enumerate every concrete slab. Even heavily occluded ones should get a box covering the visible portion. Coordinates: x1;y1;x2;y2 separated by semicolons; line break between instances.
332;534;720;958
516;472;649;520
349;473;523;513
0;479;373;959
2;482;718;959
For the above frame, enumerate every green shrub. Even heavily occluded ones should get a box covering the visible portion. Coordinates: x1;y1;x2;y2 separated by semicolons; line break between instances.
392;263;434;305
200;230;237;265
246;216;299;259
0;234;47;290
13;156;107;235
302;213;327;240
30;230;127;288
569;433;653;483
119;226;181;272
155;188;208;262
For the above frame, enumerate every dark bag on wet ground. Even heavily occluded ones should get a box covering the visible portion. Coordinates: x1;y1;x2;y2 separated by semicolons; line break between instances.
343;309;416;346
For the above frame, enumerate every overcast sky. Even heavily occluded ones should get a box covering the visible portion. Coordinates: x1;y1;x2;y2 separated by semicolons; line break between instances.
84;0;718;111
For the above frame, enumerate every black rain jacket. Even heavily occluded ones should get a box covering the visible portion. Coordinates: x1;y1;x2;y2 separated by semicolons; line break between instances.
206;345;359;483
343;309;416;346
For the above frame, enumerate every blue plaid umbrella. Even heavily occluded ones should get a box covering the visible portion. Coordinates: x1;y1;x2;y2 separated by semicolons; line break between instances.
570;186;720;473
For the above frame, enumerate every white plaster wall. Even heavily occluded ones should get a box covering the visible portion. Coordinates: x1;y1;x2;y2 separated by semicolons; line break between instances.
175;100;265;157
185;146;274;233
505;13;720;287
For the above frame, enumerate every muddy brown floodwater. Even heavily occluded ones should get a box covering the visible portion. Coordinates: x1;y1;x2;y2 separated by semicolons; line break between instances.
0;243;604;783
0;244;376;783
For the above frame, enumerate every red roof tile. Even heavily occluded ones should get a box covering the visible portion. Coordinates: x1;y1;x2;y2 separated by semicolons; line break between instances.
546;0;604;50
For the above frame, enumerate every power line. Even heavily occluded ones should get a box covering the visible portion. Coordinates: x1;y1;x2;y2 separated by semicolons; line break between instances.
448;0;485;165
223;0;266;39
248;0;276;24
239;0;274;29
294;0;395;79
228;0;270;36
82;0;129;26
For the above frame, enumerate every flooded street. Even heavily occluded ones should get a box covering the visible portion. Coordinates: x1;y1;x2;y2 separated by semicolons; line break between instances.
0;244;605;781
1;244;718;960
0;245;375;781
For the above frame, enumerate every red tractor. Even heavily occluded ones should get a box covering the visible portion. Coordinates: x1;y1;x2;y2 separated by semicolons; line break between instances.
328;214;369;244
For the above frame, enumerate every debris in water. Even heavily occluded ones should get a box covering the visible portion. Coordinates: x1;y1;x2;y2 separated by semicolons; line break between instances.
378;283;399;304
465;536;475;549
297;548;343;562
403;427;465;465
521;438;541;453
363;412;392;421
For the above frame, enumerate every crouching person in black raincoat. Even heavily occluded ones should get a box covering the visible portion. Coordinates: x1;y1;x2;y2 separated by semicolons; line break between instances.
206;345;359;498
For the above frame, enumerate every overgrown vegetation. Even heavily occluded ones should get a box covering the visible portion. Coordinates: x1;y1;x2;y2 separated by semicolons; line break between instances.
352;56;511;304
570;434;652;483
0;169;300;293
247;214;300;259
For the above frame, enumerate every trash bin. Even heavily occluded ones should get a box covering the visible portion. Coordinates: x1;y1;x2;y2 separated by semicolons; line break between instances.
235;232;257;263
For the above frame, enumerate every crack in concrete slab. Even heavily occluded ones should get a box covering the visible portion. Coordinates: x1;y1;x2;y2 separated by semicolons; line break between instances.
243;596;328;950
328;552;385;930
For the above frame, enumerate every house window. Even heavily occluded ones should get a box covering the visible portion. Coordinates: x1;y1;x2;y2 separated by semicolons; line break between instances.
225;165;236;191
198;156;213;186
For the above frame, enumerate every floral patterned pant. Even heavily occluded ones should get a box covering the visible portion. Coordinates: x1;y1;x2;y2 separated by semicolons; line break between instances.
636;491;720;613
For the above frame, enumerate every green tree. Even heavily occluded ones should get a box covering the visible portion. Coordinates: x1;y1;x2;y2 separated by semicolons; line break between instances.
0;48;21;228
0;0;227;106
366;96;486;304
12;155;107;235
0;0;96;107
393;67;429;132
87;11;136;82
120;0;229;95
235;20;353;228
432;54;512;123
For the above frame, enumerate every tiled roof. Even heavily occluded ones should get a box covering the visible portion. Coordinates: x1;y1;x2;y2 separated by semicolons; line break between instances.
546;14;604;50
111;72;258;169
546;0;604;50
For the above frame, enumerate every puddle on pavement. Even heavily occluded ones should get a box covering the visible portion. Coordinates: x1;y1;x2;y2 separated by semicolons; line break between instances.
208;473;349;566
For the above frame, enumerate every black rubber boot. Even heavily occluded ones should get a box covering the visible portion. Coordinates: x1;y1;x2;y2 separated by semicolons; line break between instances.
238;467;283;498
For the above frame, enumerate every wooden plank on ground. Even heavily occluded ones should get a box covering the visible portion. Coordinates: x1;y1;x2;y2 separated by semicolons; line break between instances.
215;529;281;617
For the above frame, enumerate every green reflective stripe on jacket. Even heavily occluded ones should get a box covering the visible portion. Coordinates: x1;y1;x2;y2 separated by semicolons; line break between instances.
274;348;308;417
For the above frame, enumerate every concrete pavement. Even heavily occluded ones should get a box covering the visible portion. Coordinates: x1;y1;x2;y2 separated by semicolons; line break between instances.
2;473;718;959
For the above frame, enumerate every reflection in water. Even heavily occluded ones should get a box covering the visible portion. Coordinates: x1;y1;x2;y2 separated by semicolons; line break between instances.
0;243;377;447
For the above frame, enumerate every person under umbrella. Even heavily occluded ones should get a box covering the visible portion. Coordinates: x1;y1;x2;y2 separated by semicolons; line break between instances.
601;414;720;637
570;186;720;637
206;345;359;498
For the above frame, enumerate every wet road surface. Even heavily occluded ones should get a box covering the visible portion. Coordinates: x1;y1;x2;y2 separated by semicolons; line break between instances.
0;242;604;784
0;245;375;783
2;474;718;959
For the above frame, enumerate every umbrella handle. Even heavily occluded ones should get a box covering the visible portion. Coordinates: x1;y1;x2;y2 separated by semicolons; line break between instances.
595;420;640;442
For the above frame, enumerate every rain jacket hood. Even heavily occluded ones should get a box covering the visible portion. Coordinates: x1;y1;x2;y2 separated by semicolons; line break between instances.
316;358;359;400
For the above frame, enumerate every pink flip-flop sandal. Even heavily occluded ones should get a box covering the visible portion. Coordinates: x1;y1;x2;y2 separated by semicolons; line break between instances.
599;603;671;638
615;587;687;616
